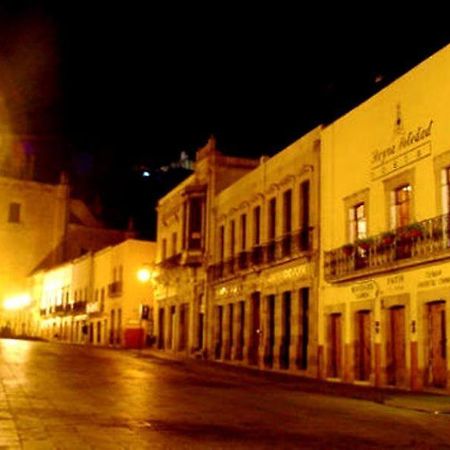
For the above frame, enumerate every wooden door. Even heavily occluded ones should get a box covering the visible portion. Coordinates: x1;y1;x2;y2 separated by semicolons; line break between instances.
215;305;223;359
428;302;447;388
328;313;342;378
386;306;406;386
249;293;260;365
179;303;189;351
355;310;371;381
280;292;291;369
264;295;275;368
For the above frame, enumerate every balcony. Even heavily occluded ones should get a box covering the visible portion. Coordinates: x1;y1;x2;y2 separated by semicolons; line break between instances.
108;281;123;297
158;250;203;268
209;227;314;282
73;301;87;313
324;214;450;282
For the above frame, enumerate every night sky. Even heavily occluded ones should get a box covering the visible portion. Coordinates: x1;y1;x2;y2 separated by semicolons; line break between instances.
1;3;450;238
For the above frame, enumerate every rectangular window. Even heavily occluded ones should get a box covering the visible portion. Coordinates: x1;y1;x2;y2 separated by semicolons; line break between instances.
392;185;411;228
8;202;20;223
349;203;367;242
182;201;187;249
300;181;310;229
172;232;177;256
441;167;450;215
253;206;261;245
161;238;167;260
188;197;202;249
230;220;235;257
283;189;292;234
240;213;247;250
268;197;276;240
219;225;225;261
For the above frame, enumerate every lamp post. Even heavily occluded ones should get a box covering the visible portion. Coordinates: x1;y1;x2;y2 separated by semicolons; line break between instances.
137;265;155;348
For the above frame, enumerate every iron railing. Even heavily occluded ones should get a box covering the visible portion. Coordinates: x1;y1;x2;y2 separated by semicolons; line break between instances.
325;214;450;281
209;227;313;281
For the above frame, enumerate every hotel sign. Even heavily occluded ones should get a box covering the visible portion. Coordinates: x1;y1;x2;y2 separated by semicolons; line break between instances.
371;120;433;180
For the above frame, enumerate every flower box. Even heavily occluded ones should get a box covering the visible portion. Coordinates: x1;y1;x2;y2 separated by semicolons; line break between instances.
342;243;354;256
356;238;373;251
381;231;395;246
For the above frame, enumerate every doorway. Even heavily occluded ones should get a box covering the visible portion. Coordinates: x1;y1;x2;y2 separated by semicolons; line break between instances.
386;306;406;386
280;291;291;369
354;310;371;381
249;292;260;365
179;303;189;351
264;295;275;368
215;305;223;359
158;307;165;349
328;313;342;378
427;301;447;388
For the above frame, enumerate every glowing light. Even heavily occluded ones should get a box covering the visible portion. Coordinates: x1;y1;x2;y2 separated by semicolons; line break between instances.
137;268;152;283
142;171;150;177
3;294;31;310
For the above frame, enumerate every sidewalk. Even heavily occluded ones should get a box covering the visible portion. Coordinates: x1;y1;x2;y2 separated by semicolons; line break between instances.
133;347;450;415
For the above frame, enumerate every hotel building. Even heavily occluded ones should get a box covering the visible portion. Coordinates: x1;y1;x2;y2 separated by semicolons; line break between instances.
321;45;450;391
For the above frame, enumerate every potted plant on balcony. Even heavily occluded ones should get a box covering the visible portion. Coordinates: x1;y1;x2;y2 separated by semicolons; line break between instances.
342;243;354;256
381;231;396;246
356;237;374;251
405;222;424;240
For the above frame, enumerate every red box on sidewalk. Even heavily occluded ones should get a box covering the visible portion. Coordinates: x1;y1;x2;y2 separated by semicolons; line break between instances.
124;328;144;349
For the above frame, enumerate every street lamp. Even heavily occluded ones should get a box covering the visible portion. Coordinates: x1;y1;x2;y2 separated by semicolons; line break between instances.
136;265;156;347
137;267;152;283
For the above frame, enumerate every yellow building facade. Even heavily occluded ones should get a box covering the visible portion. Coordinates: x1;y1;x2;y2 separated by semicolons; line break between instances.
37;239;156;348
321;45;450;392
0;150;133;337
209;128;320;376
0;174;68;335
154;137;259;356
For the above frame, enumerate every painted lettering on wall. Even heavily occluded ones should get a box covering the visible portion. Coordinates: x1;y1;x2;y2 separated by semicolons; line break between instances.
371;120;433;180
418;269;450;289
350;281;377;300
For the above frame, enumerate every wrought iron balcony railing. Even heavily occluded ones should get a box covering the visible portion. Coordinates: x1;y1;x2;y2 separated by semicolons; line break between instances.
209;227;314;282
324;214;450;282
73;301;87;313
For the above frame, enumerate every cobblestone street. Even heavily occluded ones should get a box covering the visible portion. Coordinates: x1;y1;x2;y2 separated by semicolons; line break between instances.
1;339;450;449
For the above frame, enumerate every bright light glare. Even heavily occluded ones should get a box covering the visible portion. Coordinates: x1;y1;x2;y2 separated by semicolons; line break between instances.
3;294;31;310
137;268;151;283
142;171;150;177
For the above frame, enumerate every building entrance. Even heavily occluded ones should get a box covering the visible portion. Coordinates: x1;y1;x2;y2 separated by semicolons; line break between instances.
386;306;406;386
264;295;275;368
354;310;371;381
427;301;447;388
328;313;342;378
248;292;260;365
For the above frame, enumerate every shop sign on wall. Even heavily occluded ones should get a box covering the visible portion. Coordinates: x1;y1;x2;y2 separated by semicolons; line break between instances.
371;120;433;180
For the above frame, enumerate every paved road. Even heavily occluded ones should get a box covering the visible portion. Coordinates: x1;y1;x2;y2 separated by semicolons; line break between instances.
1;340;450;449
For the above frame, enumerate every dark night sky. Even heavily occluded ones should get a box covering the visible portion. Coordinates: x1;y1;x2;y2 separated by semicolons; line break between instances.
1;3;450;237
